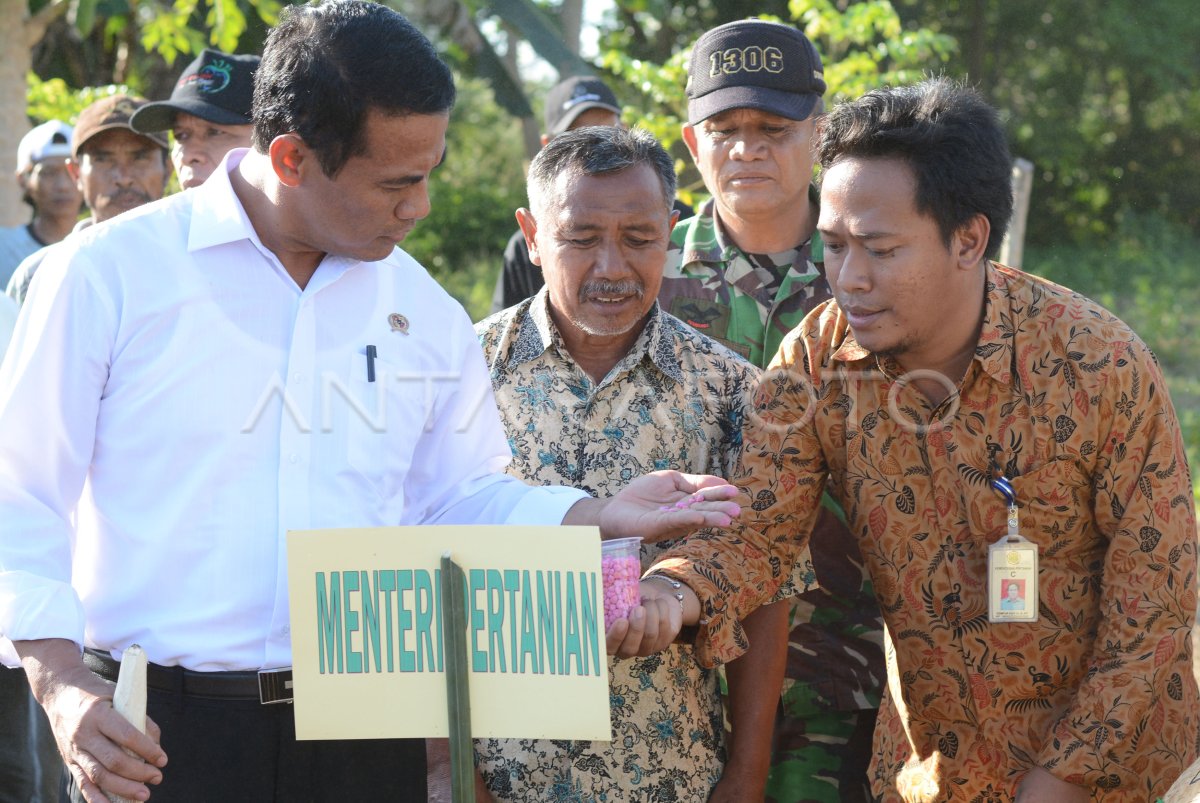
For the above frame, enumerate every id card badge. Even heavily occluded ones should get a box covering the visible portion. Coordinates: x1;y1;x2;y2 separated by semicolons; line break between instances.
987;502;1039;623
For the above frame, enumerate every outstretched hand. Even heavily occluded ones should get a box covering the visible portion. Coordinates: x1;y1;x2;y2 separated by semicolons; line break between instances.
598;470;741;543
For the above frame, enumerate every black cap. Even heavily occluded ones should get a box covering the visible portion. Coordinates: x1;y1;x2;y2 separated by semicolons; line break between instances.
544;76;622;135
130;49;260;133
686;20;826;125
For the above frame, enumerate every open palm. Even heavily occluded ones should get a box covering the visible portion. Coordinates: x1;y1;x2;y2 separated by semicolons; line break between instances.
599;470;741;543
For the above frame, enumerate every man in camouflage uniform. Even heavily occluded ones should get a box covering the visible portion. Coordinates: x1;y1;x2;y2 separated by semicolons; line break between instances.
658;20;885;802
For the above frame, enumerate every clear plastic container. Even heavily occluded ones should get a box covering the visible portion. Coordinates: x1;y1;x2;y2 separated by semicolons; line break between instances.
601;536;643;628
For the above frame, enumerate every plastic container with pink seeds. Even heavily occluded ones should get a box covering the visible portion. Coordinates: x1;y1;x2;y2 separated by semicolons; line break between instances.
600;536;643;628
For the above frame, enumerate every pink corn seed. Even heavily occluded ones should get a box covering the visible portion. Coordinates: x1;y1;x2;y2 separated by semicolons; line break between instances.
601;553;642;627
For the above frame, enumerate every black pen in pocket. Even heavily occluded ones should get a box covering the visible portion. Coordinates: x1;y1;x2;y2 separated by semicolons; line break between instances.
365;345;377;382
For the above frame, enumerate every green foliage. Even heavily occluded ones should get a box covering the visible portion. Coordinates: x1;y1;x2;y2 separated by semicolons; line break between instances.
1025;211;1200;503
894;0;1200;245
65;0;279;62
25;75;133;124
31;0;277;100
402;75;529;322
140;1;207;63
599;0;792;63
138;0;279;62
792;0;954;102
596;49;689;149
206;0;280;52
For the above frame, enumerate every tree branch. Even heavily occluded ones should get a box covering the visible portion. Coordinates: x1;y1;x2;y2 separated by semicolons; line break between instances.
25;0;68;50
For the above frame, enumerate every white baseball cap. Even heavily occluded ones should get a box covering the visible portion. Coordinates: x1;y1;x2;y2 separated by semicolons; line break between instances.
16;120;74;174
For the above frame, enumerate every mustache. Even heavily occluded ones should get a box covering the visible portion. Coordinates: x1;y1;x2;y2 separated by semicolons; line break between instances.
577;280;644;302
106;189;153;207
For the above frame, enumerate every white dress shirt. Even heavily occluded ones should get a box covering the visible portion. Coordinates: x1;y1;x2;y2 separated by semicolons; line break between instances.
0;150;585;671
0;294;16;360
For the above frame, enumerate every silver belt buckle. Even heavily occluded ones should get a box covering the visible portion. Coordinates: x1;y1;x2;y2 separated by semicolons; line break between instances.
257;667;294;705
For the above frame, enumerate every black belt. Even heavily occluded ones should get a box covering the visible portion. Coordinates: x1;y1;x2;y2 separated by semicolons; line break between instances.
83;649;294;705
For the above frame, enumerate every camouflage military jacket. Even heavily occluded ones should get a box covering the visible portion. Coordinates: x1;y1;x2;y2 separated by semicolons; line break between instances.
659;195;828;368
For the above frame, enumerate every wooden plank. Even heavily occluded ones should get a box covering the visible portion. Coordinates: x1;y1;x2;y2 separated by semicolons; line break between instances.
1000;158;1035;269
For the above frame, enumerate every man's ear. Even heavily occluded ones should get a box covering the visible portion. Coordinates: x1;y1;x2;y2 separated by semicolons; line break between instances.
15;169;29;193
954;213;991;270
515;208;541;266
66;159;82;193
268;134;311;188
681;124;700;163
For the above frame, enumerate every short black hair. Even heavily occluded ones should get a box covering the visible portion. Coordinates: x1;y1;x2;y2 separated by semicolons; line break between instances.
817;78;1013;259
252;0;456;177
527;126;676;215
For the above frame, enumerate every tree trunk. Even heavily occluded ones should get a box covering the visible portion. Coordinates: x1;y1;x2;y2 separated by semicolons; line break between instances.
967;0;988;92
500;22;540;161
559;0;582;57
2;0;65;226
1;0;33;225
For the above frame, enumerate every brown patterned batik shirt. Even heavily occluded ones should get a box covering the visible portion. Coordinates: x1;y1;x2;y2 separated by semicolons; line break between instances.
654;263;1199;801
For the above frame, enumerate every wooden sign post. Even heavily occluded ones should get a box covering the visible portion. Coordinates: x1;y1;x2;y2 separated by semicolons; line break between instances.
441;551;475;803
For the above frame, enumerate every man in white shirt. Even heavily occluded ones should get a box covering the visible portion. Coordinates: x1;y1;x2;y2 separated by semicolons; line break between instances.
0;293;14;354
0;295;48;803
1;101;168;803
0;3;737;802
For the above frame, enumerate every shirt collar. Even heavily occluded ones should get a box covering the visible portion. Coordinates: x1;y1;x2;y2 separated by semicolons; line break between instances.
679;197;775;269
643;308;685;384
508;288;684;384
831;262;1015;387
973;263;1017;386
186;148;356;292
678;197;726;267
680;191;823;282
187;148;260;253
